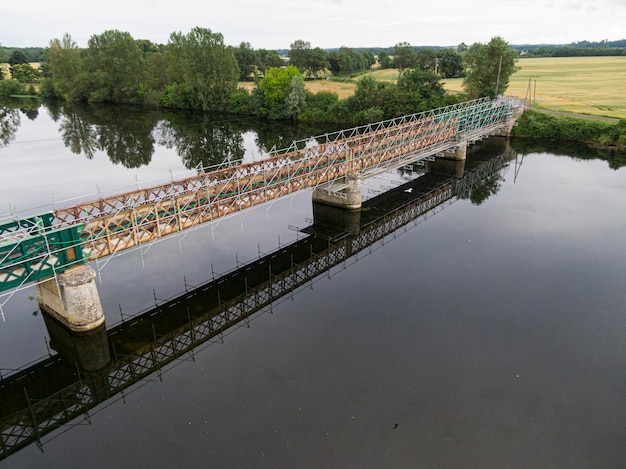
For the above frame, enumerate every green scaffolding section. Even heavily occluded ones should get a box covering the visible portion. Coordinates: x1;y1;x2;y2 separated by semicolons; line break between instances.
0;214;86;292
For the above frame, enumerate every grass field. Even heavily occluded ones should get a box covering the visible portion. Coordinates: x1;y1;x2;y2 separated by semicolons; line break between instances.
442;56;626;119
268;56;626;120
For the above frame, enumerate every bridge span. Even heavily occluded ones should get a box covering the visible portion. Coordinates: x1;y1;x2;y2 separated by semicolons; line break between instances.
0;143;516;460
0;97;522;330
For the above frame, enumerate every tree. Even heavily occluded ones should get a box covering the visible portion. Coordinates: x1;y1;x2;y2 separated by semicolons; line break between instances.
233;42;259;81
463;36;519;99
398;69;445;100
166;27;239;112
289;39;311;72
47;33;85;101
0;43;5;80
285;75;307;120
415;48;436;72
257;65;303;119
306;47;329;78
392;42;417;73
437;49;464;78
8;50;28;66
84;30;147;103
328;47;374;76
258;49;284;72
10;63;41;83
377;50;392;69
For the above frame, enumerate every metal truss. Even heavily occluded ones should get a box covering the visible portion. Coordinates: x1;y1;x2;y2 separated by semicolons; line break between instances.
0;97;522;295
46;97;519;261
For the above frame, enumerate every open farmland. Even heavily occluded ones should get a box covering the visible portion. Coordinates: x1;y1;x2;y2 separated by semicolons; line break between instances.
239;56;625;120
443;56;626;119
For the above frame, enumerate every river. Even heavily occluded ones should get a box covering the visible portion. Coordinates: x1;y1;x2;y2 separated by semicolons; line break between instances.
1;101;625;468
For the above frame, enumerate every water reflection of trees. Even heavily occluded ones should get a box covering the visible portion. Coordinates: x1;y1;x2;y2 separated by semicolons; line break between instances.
511;137;626;170
158;110;247;170
59;104;160;168
0;107;20;147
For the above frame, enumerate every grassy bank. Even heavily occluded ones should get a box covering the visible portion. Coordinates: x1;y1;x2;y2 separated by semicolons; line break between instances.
512;110;626;149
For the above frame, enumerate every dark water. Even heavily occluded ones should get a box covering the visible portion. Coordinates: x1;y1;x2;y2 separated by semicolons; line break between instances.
1;102;626;468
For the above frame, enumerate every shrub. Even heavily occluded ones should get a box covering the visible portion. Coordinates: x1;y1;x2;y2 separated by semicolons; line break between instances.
0;79;24;97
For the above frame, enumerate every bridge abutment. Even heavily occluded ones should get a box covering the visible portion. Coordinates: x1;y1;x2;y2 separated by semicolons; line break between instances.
36;265;105;333
312;174;362;210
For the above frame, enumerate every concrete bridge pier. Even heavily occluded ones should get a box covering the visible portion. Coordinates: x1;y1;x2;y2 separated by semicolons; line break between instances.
36;264;105;333
443;138;467;160
312;174;362;210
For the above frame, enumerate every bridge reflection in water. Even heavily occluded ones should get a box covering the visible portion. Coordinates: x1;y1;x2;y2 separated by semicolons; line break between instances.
0;138;516;460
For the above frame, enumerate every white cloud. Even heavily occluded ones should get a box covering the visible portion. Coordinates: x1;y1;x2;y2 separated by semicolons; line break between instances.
1;0;624;49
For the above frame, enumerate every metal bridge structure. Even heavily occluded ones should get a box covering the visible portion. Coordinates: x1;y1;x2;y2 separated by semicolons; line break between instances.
0;97;522;296
0;147;516;460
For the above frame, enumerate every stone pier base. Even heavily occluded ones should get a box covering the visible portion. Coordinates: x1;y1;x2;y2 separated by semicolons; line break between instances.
312;174;362;210
36;265;105;333
443;142;467;160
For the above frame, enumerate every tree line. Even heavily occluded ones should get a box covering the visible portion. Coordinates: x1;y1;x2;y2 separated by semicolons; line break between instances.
0;29;518;126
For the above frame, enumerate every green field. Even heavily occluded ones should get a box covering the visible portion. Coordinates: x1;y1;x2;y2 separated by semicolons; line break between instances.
442;56;626;119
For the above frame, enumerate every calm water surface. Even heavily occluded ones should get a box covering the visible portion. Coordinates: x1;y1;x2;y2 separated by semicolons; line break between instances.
1;103;625;468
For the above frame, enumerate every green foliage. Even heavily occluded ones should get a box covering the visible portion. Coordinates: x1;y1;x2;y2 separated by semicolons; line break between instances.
166;27;239;112
288;39;311;72
161;83;191;108
0;79;24;98
8;50;28;66
398;69;445;100
392;42;417;72
229;88;258;115
285;76;307;120
47;34;85;101
84;30;148;104
288;40;328;78
38;78;63;100
328;47;375;76
513;111;626;151
300;90;339;123
377;50;392;69
10;63;41;83
353;106;385;125
233;42;259;81
258;49;284;70
257;65;303;119
463;36;519;98
437;49;464;78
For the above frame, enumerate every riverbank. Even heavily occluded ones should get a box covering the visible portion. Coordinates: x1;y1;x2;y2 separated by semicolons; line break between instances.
512;110;626;151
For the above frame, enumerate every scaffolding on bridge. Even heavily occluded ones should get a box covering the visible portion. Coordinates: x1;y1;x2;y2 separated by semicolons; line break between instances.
0;97;522;298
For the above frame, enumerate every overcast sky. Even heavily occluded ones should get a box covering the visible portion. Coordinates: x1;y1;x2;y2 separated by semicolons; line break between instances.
3;0;625;49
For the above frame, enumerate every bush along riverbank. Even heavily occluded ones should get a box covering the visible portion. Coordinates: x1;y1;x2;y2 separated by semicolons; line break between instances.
512;110;626;150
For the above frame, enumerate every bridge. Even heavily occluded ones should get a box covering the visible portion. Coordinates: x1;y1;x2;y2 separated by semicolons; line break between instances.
0;144;516;460
0;97;523;330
